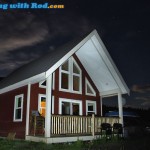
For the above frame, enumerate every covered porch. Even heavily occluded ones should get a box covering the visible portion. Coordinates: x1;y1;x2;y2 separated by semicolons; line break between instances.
24;30;129;143
26;114;120;143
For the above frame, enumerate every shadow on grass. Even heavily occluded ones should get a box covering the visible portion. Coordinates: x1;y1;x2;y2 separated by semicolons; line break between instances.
0;135;150;150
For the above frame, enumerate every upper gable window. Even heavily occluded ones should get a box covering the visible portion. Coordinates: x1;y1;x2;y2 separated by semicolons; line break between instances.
85;78;96;96
59;57;82;93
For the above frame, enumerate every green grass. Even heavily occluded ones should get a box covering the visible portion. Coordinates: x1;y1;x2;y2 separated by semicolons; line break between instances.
0;136;150;150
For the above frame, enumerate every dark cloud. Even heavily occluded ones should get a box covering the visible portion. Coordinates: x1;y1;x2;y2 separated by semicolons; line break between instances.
0;10;92;76
0;12;48;53
131;84;150;93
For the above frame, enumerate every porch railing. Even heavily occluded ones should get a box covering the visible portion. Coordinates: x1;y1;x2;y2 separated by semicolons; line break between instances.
51;115;120;136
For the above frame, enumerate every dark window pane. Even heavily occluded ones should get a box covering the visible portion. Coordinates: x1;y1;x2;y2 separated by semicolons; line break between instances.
87;84;93;94
88;105;94;111
73;76;80;91
73;104;79;115
17;97;22;107
73;63;80;74
41;97;46;102
62;102;70;115
15;109;21;119
61;73;69;89
62;60;69;71
41;80;46;86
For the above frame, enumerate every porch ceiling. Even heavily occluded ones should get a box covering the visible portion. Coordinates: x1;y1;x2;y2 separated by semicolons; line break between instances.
76;35;129;96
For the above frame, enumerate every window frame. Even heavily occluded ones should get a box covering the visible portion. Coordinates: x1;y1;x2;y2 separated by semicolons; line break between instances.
85;78;96;96
86;100;97;115
59;57;82;94
59;98;82;115
13;94;24;122
38;94;54;116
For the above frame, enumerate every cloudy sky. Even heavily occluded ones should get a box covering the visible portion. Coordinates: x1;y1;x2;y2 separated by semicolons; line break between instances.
0;0;150;109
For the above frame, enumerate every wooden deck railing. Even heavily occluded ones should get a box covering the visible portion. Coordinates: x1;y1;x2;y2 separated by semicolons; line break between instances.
51;115;120;136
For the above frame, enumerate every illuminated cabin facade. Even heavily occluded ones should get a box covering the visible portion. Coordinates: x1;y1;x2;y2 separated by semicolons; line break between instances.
0;30;129;143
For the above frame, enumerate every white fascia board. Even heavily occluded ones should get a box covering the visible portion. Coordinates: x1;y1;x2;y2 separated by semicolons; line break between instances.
0;72;45;94
45;30;97;78
100;88;121;97
91;31;130;95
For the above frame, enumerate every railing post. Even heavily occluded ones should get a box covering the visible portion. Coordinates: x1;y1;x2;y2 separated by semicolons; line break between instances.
91;114;95;136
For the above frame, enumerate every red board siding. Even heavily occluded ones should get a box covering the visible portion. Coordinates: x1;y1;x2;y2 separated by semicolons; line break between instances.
0;86;28;139
33;55;101;116
30;83;46;115
0;55;101;139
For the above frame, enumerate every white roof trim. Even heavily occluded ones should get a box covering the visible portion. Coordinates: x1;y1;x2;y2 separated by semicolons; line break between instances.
100;88;121;97
91;32;129;94
45;30;96;78
0;73;45;94
0;29;129;96
46;29;129;95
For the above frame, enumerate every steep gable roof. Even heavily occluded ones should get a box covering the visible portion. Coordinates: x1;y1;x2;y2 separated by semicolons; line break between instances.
0;30;129;95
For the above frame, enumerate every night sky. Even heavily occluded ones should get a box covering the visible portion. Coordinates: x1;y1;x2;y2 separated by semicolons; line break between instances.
0;0;150;109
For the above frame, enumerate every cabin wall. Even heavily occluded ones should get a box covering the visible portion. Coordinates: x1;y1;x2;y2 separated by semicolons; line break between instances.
30;55;101;116
0;86;27;139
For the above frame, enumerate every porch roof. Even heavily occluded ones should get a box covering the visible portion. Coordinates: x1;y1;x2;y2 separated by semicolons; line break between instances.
0;30;129;95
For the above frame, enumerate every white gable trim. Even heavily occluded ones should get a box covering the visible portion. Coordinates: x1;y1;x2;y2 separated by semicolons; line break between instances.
100;88;121;97
45;30;129;95
91;33;129;95
0;73;45;94
0;30;129;96
45;31;96;78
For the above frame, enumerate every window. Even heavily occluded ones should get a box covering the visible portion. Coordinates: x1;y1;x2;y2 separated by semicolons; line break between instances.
38;94;54;117
13;94;24;122
59;98;82;115
86;100;97;115
39;72;55;89
85;78;96;96
38;95;46;117
59;57;82;93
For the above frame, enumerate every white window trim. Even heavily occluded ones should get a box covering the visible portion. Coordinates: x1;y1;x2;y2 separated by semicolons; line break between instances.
72;57;82;93
39;80;46;88
59;63;70;92
86;100;97;115
85;78;96;96
39;72;55;89
13;94;24;122
59;98;82;115
59;57;82;94
38;94;54;115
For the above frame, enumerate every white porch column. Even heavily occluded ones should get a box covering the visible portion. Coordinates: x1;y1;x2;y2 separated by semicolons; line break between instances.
45;74;52;137
100;96;103;116
118;91;123;125
25;83;31;136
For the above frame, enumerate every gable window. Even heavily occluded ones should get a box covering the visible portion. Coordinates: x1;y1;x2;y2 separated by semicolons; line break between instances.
13;94;24;122
39;72;55;89
59;57;82;93
85;78;96;96
86;100;97;115
38;94;54;117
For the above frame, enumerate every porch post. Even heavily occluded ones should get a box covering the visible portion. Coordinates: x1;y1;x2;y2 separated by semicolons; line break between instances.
100;96;103;116
45;74;52;137
25;83;31;136
118;91;123;125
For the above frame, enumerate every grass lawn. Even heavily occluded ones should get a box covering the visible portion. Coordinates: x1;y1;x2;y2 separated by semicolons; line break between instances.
0;136;150;150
